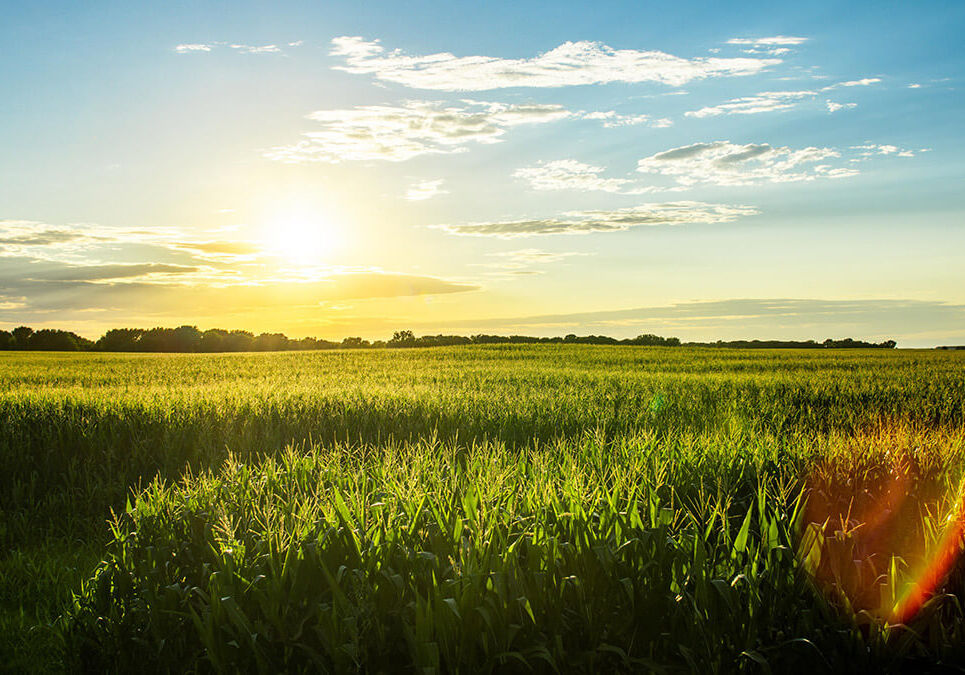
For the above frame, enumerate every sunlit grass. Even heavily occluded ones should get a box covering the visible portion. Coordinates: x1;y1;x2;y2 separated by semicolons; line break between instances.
1;346;963;671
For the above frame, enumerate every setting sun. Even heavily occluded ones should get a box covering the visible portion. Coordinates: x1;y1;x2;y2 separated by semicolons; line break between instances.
262;209;342;266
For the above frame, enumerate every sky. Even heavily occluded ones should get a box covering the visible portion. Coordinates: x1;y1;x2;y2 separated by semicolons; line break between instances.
2;0;964;346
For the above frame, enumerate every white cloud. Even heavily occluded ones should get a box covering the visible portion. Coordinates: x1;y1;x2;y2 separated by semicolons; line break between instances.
404;179;447;201
686;77;881;118
174;43;213;53
726;36;809;46
434;202;758;238
175;41;293;55
908;83;922;89
231;44;281;54
851;144;916;158
265;99;573;164
583;110;673;128
514;160;662;194
266;100;662;164
832;78;881;88
826;100;857;113
330;36;780;91
686;90;816;117
636;141;860;186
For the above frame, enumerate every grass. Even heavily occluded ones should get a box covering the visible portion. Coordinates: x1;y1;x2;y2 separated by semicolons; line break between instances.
1;346;964;672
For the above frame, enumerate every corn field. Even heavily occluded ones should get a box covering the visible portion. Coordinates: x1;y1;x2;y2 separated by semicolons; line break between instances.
1;346;964;672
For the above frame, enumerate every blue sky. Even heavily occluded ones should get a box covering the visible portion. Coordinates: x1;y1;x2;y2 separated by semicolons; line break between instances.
1;0;963;345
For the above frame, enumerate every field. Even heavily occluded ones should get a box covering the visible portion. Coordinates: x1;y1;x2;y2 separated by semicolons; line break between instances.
2;346;965;672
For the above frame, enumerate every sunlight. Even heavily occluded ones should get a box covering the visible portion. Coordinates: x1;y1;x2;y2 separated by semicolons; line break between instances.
262;208;342;266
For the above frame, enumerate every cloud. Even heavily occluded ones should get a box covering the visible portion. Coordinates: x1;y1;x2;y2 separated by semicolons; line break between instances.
404;179;447;201
726;36;809;46
851;144;917;158
265;100;573;163
513;160;645;194
14;262;201;282
174;41;293;55
636;141;860;186
329;36;780;91
831;78;881;88
686;78;880;118
826;100;857;113
686;90;816;117
582;111;673;128
908;83;922;89
174;43;214;53
479;248;585;275
434;202;757;238
0;219;479;326
171;240;263;259
0;272;478;323
230;44;281;54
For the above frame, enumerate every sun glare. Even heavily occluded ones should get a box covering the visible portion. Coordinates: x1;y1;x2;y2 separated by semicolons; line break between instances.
263;209;342;266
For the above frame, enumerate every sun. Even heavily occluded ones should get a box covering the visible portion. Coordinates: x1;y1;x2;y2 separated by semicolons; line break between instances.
262;209;342;266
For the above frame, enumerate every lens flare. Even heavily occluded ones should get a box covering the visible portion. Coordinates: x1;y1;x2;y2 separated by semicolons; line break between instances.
798;440;964;626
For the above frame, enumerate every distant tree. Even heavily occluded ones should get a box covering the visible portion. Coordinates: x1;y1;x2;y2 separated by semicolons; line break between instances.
96;328;144;351
224;330;254;352
389;330;416;347
253;333;289;351
29;329;91;351
171;325;202;352
341;336;369;349
199;329;228;353
11;326;33;348
0;330;12;349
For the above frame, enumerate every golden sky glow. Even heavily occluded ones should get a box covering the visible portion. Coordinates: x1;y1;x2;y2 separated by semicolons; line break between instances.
1;3;963;345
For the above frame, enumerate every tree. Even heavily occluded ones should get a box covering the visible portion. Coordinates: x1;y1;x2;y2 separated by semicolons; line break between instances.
96;328;144;351
199;329;228;352
224;330;254;352
11;326;33;347
389;330;415;347
253;333;289;351
341;337;369;349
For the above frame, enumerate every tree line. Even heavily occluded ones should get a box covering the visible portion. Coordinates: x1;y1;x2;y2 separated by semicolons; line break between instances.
0;325;901;352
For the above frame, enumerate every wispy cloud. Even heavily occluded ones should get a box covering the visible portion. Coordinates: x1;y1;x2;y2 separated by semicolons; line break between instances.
829;78;881;88
851;144;917;158
579;111;673;128
479;249;585;275
726;36;809;46
686;78;880;118
174;41;297;55
434;202;757;238
404;179;447;201
174;43;214;53
514;160;662;194
230;43;281;54
330;36;780;91
725;36;809;57
826;100;857;113
686;90;816;117
636;141;861;186
265;100;573;164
